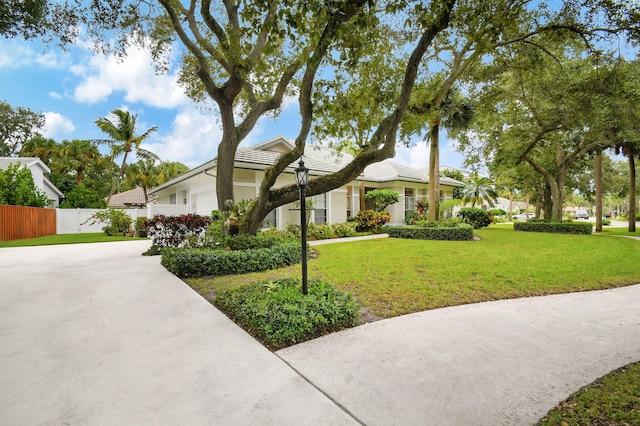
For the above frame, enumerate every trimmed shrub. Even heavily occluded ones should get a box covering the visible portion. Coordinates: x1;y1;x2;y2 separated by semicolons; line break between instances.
514;221;593;235
382;225;474;241
146;214;212;248
214;278;359;350
602;219;611;226
160;241;304;278
459;207;491;229
223;233;286;250
489;209;507;216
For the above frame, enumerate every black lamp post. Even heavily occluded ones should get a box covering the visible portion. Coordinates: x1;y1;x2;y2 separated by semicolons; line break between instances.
295;159;309;295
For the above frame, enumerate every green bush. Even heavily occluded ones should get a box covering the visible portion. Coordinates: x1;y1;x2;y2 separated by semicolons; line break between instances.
365;189;400;212
489;209;507;216
382;225;474;241
223;233;287;250
160;241;304;278
86;208;133;235
514;221;593;234
459;207;491;229
331;221;357;237
602;219;611;226
307;223;334;240
214;278;360;350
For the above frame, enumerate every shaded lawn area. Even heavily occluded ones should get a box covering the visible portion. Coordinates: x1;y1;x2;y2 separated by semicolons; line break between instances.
0;233;146;247
187;226;640;318
596;226;640;237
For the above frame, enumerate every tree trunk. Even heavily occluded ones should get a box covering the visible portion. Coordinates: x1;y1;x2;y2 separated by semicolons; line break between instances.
595;150;603;232
428;122;440;221
543;184;552;221
359;180;366;211
508;191;513;221
106;151;129;206
216;125;241;216
629;148;636;232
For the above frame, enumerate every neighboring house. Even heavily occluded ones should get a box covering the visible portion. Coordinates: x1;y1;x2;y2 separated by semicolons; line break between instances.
0;157;63;207
107;187;150;209
148;136;465;229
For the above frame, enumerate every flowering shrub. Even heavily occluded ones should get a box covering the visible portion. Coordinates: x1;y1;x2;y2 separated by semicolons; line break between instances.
146;214;212;247
355;209;391;232
85;208;133;235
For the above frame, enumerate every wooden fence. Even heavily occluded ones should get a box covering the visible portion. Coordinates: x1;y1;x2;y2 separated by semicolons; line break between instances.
0;205;57;241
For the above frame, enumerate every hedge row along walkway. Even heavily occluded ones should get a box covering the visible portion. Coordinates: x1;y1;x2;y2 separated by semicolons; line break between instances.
1;239;639;425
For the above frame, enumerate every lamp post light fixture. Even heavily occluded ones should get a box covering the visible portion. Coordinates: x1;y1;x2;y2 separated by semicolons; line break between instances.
295;159;310;295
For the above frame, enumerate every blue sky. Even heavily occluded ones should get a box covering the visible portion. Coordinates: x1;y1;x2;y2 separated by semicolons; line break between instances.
0;37;466;171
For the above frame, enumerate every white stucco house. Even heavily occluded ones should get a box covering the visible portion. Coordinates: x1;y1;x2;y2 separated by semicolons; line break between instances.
0;157;64;207
148;137;464;229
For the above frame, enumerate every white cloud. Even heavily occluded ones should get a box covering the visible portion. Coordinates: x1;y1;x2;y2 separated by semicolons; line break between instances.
42;112;76;138
396;141;430;169
0;40;69;69
49;91;63;99
71;44;188;108
141;106;222;168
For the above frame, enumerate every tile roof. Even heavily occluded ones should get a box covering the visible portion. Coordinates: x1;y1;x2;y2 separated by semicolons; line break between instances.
107;187;148;207
149;136;464;194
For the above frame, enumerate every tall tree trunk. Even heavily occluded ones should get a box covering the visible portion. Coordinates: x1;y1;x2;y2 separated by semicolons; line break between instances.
508;191;513;221
595;150;603;232
216;125;241;215
629;147;636;232
106;151;129;206
428;121;440;221
543;184;552;220
359;180;366;211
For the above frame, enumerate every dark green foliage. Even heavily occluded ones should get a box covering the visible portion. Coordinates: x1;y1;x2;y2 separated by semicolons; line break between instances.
214;278;360;350
382;225;474;241
160;241;304;278
365;189;400;212
602;219;611;226
0;163;48;206
459;207;491;229
59;184;106;208
489;209;507;216
223;232;287;250
514;221;593;234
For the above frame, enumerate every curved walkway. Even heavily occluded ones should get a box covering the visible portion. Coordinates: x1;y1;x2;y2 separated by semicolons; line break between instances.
1;240;639;425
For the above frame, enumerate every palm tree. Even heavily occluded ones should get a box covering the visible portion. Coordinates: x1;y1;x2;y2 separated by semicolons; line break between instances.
461;175;498;209
404;77;473;220
95;109;158;205
52;139;103;186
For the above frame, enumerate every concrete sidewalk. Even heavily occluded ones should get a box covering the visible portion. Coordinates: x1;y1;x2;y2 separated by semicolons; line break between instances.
278;285;640;425
1;240;639;425
0;241;356;425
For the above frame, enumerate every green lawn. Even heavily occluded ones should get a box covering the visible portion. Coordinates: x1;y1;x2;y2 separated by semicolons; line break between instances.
0;233;147;247
537;361;640;425
187;226;640;318
596;226;640;237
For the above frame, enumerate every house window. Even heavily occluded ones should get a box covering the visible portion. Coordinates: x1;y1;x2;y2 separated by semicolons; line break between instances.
182;190;188;205
169;193;177;204
312;194;327;225
262;209;277;229
439;190;445;204
346;187;352;218
404;188;415;222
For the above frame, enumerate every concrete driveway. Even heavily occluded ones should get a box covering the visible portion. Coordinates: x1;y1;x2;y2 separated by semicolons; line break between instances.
1;239;639;425
0;241;356;425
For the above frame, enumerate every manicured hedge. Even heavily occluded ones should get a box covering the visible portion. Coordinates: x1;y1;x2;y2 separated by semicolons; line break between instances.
514;221;593;234
382;225;474;241
214;278;359;350
161;241;304;278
